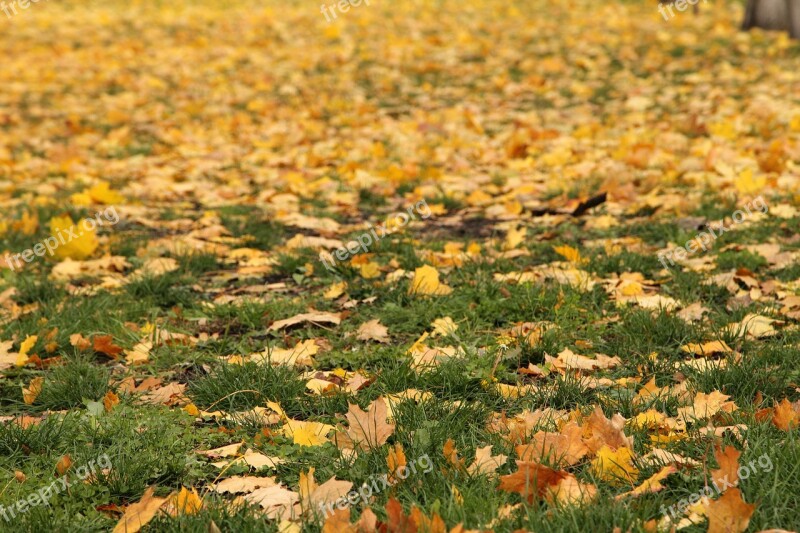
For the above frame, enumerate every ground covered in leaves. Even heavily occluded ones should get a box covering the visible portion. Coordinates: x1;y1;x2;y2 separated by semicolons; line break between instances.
1;0;800;532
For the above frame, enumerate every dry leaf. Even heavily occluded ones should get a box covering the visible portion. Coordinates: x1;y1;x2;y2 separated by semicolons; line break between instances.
345;398;395;450
112;486;167;533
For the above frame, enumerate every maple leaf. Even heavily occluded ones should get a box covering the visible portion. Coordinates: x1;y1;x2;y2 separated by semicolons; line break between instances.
94;334;123;358
707;488;756;533
356;319;390;343
553;244;585;264
680;341;734;357
56;455;72;476
678;391;737;422
545;348;621;372
516;421;588;467
711;445;741;492
467;445;508;476
242;484;300;521
771;398;799;431
345;398;395;450
166;487;202;515
112;486;167;533
590;446;639;486
544;474;597;507
322;508;356;533
499;461;569;503
259;339;320;367
582;406;633;453
281;419;335;447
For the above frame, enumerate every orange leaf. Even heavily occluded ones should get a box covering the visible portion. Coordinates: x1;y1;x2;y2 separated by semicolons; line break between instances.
772;398;799;431
56;455;72;476
498;461;569;503
385;498;419;533
112;486;168;533
322;508;355;533
22;377;44;405
387;443;408;483
103;390;120;413
94;335;123;359
443;439;465;471
707;488;756;533
711;445;741;492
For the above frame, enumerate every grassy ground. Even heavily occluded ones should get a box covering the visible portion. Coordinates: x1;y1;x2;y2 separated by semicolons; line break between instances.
1;0;800;531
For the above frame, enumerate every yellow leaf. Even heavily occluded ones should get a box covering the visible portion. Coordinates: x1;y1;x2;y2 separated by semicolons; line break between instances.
49;215;98;260
504;225;526;250
88;181;124;205
323;281;347;299
408;265;452;296
13;211;38;236
280;420;334;447
171;487;202;515
359;261;381;279
734;167;766;195
591;446;638;485
16;335;38;367
553;245;584;264
113;486;167;533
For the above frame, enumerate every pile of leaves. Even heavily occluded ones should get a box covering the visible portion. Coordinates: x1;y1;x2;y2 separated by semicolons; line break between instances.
1;0;800;531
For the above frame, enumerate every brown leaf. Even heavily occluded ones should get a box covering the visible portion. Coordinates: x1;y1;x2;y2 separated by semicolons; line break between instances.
345;398;395;450
22;377;44;405
385;498;419;533
241;484;299;520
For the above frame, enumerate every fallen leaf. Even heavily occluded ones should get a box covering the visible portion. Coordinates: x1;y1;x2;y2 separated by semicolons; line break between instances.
707;488;756;533
345;398;395;450
408;265;453;296
269;311;342;331
356;319;390;343
112;486;167;533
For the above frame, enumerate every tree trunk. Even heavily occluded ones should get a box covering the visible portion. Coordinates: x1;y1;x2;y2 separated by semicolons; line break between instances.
742;0;800;38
